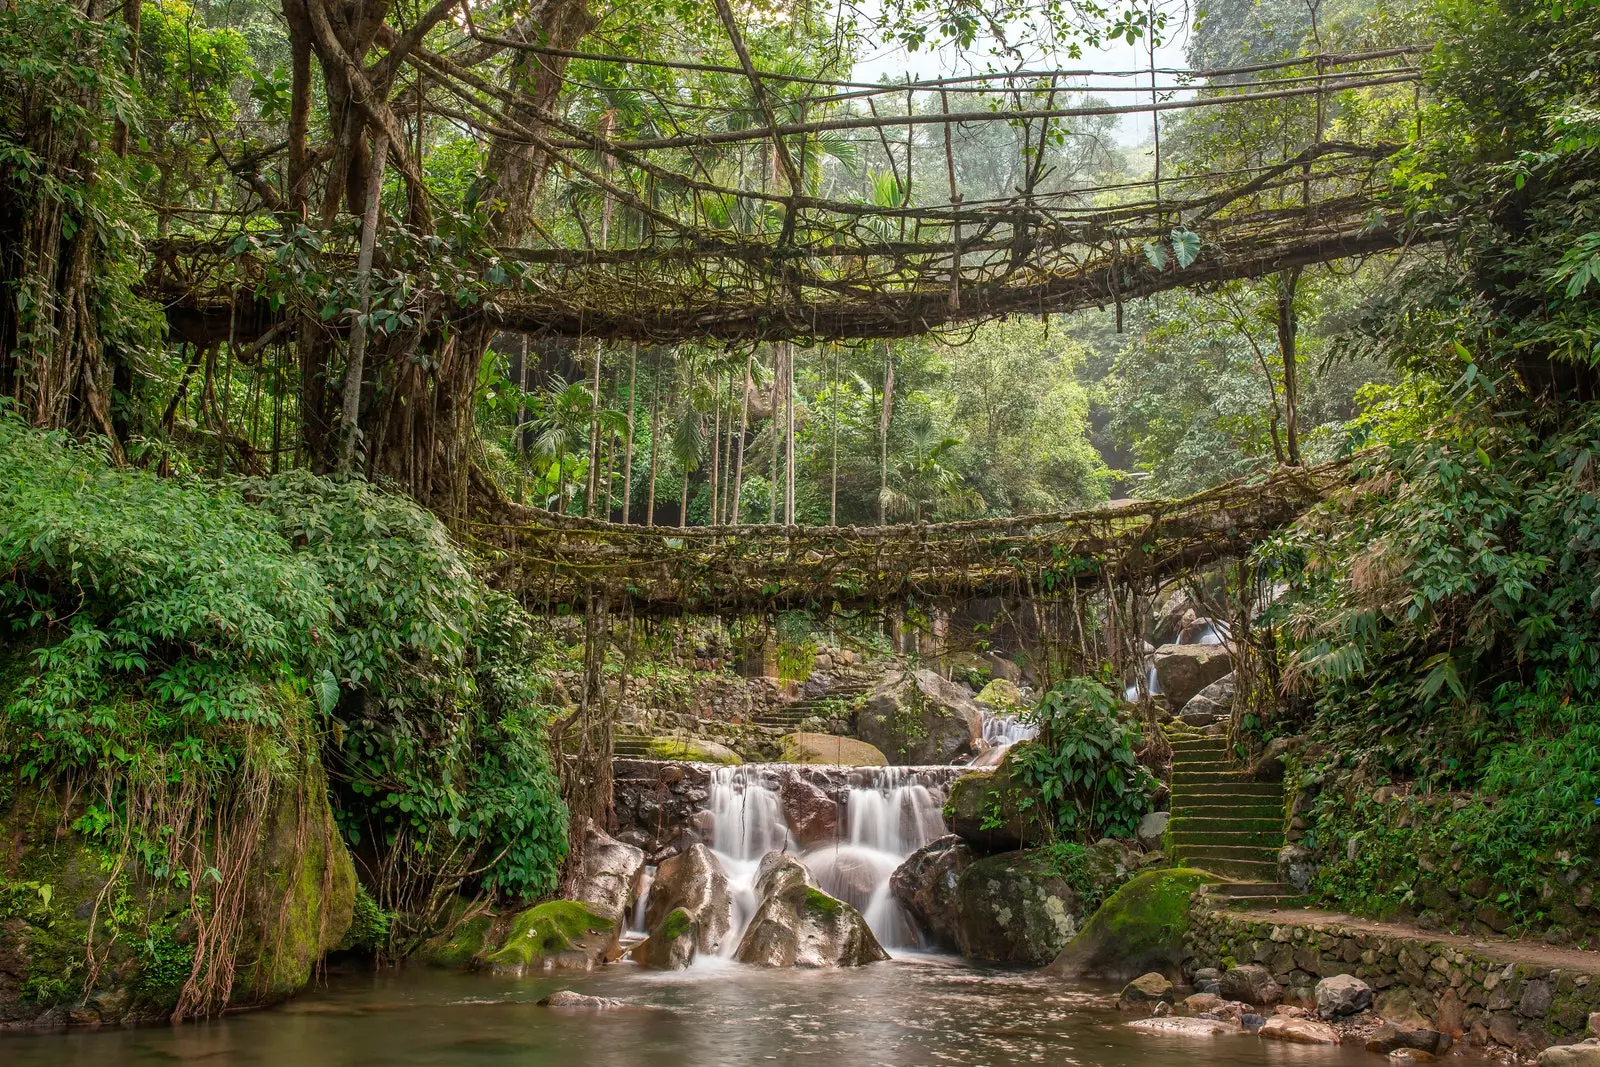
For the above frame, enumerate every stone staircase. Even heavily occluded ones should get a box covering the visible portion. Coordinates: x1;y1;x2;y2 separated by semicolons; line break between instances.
750;679;872;732
613;731;656;759
1166;726;1298;906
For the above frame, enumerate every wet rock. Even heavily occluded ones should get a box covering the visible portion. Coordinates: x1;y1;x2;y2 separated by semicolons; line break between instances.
734;852;888;968
889;835;972;950
1192;966;1223;994
1538;1045;1600;1067
1046;868;1221;981
1150;590;1196;646
1137;811;1170;849
857;669;983;764
641;844;732;959
572;820;646;928
1127;1017;1237;1037
954;850;1086;965
1181;993;1225;1015
1389;1050;1437;1062
1315;974;1373;1019
1152;645;1233;712
1364;1022;1446;1054
1120;973;1175;1009
538;990;624;1009
779;773;841;849
778;732;887;767
1260;1016;1340;1044
1219;964;1283;1007
633;909;699;970
944;746;1049;852
1241;1013;1267;1032
483;901;618;974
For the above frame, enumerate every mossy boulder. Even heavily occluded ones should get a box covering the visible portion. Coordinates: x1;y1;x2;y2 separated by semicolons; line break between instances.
644;736;742;765
951;843;1135;966
1044;867;1221;981
975;679;1023;709
943;743;1049;853
416;913;494;969
857;669;982;765
779;732;887;766
633;907;698;969
481;900;617;974
733;852;888;967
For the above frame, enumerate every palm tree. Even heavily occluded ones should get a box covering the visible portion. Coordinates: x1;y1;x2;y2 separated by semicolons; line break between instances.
528;378;625;514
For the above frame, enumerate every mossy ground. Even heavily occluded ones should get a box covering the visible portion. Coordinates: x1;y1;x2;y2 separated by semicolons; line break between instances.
483;901;615;968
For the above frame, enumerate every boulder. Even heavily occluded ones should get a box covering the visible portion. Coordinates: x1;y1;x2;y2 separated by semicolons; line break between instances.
571;820;646;928
982;652;1024;684
1260;1017;1340;1044
1120;972;1175;1009
642;736;743;765
1279;844;1315;892
889;835;972;950
641;844;732;957
1365;1023;1446;1055
779;732;887;767
539;990;624;1009
1315;974;1373;1019
1178;618;1228;645
734;853;889;967
1152;645;1233;712
1045;868;1220;981
1181;993;1224;1015
1538;1045;1600;1067
1150;590;1196;646
482;901;618;974
954;850;1083;965
857;669;983;764
1219;964;1283;1007
633;908;698;969
975;678;1023;709
1137;811;1170;849
1127;1017;1237;1037
779;773;841;849
1250;734;1299;782
944;744;1049;852
1191;966;1223;993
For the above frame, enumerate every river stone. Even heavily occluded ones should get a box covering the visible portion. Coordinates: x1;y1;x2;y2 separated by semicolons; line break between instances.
889;835;972;950
1316;974;1374;1019
1260;1016;1340;1044
539;990;624;1008
1046;868;1221;981
779;773;841;848
954;850;1081;965
1366;1022;1446;1054
734;853;888;967
642;843;732;957
779;732;888;767
1120;973;1176;1009
857;669;983;764
944;744;1049;852
1152;645;1233;712
1127;1017;1237;1037
1538;1045;1600;1067
483;900;618;974
572;819;646;928
634;908;698;969
1219;964;1283;1007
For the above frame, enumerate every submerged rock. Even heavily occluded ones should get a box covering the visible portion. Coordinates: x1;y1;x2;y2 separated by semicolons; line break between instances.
539;990;624;1009
1127;1017;1238;1037
1120;973;1175;1009
734;852;888;967
640;843;732;965
889;835;972;950
778;732;888;767
857;669;982;764
482;901;618;974
1045;867;1220;981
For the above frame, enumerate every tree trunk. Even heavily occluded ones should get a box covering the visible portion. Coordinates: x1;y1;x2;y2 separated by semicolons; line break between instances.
785;342;796;525
621;345;636;523
830;346;839;525
769;345;781;523
1276;268;1302;466
336;133;388;473
709;376;722;525
879;342;895;525
731;352;751;524
585;344;602;516
646;370;660;525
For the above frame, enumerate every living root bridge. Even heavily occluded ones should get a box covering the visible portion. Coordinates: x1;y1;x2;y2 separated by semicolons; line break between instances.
468;458;1356;615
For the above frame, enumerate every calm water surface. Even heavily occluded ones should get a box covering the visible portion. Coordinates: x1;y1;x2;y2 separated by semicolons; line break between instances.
3;956;1433;1067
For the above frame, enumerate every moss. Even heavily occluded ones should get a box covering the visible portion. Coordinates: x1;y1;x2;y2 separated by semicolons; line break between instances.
803;887;843;916
418;914;494;969
660;907;695;940
1046;867;1221;981
334;885;392;954
644;736;743;765
483;900;614;968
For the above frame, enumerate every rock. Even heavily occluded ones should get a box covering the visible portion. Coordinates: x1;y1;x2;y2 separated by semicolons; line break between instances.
955;850;1086;965
1152;645;1233;712
1045;868;1221;981
1278;844;1315;893
1259;1017;1340;1044
778;732;888;767
1241;1013;1266;1032
1591;1013;1600;1037
1218;964;1283;1007
982;652;1023;684
538;990;624;1008
1251;735;1299;782
1127;1017;1237;1037
1539;1046;1600;1067
857;669;983;764
641;844;732;959
975;678;1023;708
733;853;889;967
571;820;645;928
944;745;1049;852
1375;988;1433;1031
1192;966;1223;993
889;835;972;950
1315;974;1373;1019
633;908;699;970
1137;811;1170;849
641;736;743;764
1178;618;1228;645
779;773;841;849
1389;1050;1437;1062
1182;993;1224;1015
1121;973;1175;1009
1150;590;1196;646
1365;1023;1446;1054
483;901;618;973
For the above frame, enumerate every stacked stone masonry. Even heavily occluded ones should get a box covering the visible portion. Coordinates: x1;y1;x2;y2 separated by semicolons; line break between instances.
1187;900;1600;1055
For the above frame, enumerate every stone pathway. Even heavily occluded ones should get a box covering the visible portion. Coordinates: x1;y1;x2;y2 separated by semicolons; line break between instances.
1166;725;1289;892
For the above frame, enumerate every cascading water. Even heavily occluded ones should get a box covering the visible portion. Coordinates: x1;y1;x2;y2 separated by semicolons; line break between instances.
650;763;957;959
969;710;1038;766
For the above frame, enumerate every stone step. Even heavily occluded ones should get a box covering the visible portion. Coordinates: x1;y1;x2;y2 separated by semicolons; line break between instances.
1167;815;1283;834
1212;881;1296;897
1171;792;1282;809
1168;828;1284;848
1177;856;1280;880
1172;769;1257;785
1173;844;1280;864
1173;781;1282;798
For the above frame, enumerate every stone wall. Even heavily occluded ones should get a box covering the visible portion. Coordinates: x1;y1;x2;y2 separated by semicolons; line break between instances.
1187;898;1600;1055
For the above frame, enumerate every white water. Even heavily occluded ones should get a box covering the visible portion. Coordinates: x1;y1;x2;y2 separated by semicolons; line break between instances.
645;764;955;957
969;710;1038;766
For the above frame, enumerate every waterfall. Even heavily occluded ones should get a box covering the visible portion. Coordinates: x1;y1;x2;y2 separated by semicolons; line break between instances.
648;764;956;957
968;710;1038;766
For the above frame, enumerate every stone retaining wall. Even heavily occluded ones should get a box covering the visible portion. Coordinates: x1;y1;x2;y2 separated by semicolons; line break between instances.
1187;899;1600;1055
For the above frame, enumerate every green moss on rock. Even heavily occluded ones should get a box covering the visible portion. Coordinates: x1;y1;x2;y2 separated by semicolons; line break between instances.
645;736;743;765
660;907;695;940
483;900;615;969
804;887;843;915
943;744;1049;851
418;914;494;969
1045;867;1220;981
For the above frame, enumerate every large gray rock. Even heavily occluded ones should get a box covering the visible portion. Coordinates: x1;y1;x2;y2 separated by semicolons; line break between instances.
1176;672;1235;725
1218;964;1283;1007
889;835;972;950
1137;811;1170;849
1315;974;1373;1019
572;819;646;927
954;843;1136;966
857;669;983;764
1153;645;1233;712
641;843;732;961
1366;1023;1447;1054
943;745;1049;852
734;852;889;967
1279;844;1315;892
